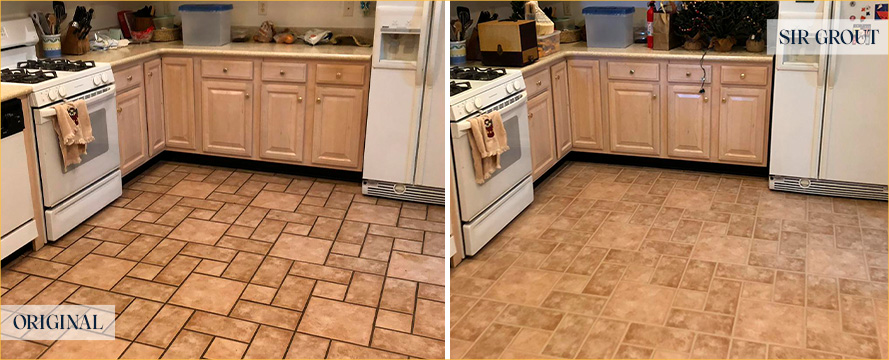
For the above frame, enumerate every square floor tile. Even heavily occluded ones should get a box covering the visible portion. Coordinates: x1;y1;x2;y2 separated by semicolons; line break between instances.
602;281;675;324
484;267;561;306
60;254;136;290
269;234;332;264
169;273;246;314
167;218;229;245
298;297;376;345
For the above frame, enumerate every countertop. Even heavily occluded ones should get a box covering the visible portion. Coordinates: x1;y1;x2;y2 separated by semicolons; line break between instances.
65;41;374;68
1;84;33;102
468;42;775;74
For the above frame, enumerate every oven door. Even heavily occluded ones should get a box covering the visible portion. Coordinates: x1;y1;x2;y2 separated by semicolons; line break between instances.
33;84;120;208
451;91;532;221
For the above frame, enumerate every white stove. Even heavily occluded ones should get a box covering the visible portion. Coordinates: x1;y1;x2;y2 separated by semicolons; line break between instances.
1;18;122;242
449;65;534;257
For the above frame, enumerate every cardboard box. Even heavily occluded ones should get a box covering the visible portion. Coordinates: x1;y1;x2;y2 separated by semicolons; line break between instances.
478;20;539;66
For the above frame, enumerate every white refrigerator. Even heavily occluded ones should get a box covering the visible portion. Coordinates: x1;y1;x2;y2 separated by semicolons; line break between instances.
770;0;888;200
362;1;446;205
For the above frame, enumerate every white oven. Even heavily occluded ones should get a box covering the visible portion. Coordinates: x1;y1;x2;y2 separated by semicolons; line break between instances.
33;84;122;240
451;90;534;255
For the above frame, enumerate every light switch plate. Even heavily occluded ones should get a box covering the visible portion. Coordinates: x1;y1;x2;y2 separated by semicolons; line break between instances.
258;1;267;15
343;1;354;17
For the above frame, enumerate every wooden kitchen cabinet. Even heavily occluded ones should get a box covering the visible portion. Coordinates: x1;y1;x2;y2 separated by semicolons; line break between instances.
144;58;165;157
667;84;711;160
607;81;661;156
162;57;197;151
310;85;365;168
550;61;572;159
528;91;558;180
260;83;306;162
200;79;254;157
116;87;149;175
567;59;604;151
718;86;768;164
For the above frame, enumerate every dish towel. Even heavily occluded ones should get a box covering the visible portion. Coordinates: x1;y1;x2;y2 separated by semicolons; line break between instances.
51;99;94;171
467;111;509;184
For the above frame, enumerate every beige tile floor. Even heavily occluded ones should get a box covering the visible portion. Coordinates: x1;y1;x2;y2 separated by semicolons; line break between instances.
1;161;445;359
451;161;888;359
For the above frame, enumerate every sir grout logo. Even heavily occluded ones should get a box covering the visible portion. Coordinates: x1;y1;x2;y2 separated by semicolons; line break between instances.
778;26;879;45
767;18;889;55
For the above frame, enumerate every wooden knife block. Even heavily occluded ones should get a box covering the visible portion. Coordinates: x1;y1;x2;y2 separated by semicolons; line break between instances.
61;25;90;55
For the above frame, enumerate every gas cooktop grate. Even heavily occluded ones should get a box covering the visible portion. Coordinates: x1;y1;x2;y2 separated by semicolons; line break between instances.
450;81;471;97
451;66;507;81
1;68;59;84
17;59;96;72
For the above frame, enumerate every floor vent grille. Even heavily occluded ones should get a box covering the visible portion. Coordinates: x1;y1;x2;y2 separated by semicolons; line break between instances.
362;180;445;205
770;176;888;201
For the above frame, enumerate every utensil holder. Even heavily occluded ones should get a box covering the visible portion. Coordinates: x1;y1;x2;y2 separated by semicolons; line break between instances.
61;25;90;55
41;34;62;58
450;40;467;65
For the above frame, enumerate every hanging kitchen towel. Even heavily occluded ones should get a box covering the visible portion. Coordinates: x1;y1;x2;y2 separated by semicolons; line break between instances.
51;99;94;171
468;111;509;184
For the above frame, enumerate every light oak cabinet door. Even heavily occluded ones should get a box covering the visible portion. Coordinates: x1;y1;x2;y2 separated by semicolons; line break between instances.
144;58;165;157
607;81;661;155
310;86;365;168
116;87;149;175
667;84;711;160
260;83;306;162
550;61;572;159
718;86;768;164
162;57;197;150
528;91;558;180
567;59;604;150
200;79;253;157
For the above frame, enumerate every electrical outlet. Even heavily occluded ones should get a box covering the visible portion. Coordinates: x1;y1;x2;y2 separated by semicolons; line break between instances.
563;3;572;17
258;1;267;15
343;1;354;17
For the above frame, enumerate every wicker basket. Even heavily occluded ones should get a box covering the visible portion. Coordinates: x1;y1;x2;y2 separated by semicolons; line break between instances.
560;28;582;43
152;27;182;42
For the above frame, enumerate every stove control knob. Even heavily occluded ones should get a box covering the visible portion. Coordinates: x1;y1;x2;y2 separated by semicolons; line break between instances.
101;73;109;83
93;76;101;86
464;101;475;112
474;97;483;108
506;82;515;93
48;88;58;100
513;80;523;90
58;87;67;97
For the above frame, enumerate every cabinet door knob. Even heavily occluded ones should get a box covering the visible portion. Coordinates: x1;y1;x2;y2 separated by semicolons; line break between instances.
652;94;657;99
117;107;122;113
703;97;709;102
223;67;229;73
722;97;727;103
147;71;153;77
528;113;534;119
126;75;133;81
686;71;691;77
280;70;286;75
316;98;322;103
536;80;542;86
298;96;303;102
245;93;250;99
336;72;342;79
740;73;746;79
555;75;560;80
629;69;635;75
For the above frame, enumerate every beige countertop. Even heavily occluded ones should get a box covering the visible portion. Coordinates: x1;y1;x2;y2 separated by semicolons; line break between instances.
1;84;33;102
65;41;373;68
467;42;774;74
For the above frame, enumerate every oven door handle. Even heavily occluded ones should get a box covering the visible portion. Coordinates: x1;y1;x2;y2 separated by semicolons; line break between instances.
35;84;117;125
454;92;527;133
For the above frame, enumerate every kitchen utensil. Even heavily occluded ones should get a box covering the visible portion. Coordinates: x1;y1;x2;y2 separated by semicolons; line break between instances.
454;20;462;41
46;14;56;35
456;6;473;40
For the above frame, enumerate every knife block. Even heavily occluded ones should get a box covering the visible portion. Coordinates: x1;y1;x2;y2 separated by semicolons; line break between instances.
61;25;90;55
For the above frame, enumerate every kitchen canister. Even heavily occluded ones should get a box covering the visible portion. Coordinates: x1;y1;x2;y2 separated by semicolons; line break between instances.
450;40;467;65
41;34;62;58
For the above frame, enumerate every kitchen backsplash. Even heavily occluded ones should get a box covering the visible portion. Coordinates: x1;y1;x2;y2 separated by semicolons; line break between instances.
0;1;156;31
449;1;650;28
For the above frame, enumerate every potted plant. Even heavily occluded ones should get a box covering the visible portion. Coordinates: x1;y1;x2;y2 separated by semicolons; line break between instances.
702;2;740;52
673;1;709;50
737;1;778;52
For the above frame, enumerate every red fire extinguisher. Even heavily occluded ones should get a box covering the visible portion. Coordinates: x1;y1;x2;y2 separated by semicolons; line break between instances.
647;1;655;48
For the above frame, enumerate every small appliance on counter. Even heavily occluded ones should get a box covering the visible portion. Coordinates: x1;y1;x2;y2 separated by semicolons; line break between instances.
583;6;635;48
478;20;538;67
179;4;233;46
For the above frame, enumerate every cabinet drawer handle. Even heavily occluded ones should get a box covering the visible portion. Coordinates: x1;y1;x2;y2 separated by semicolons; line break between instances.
280;70;286;75
629;69;635;75
117;107;122;113
536;80;542;86
298;96;303;102
555;75;560;80
722;98;727;103
704;97;709;102
147;71;153;77
740;73;746;79
336;72;342;79
685;71;691;77
126;75;133;81
316;98;322;103
528;113;534;119
223;67;229;73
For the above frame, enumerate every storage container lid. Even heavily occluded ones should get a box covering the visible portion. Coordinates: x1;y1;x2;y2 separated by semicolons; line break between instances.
582;6;635;15
178;4;233;12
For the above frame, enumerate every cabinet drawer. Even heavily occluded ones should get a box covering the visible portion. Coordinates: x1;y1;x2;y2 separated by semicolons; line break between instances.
316;63;366;86
524;68;552;97
667;64;712;84
607;61;659;81
261;62;307;83
201;59;253;80
115;64;144;91
721;65;769;86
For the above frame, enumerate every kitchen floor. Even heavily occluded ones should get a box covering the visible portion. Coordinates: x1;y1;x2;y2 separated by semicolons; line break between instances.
1;161;445;359
451;161;888;359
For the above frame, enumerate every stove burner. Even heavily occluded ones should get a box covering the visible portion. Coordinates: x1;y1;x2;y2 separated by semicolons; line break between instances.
451;81;471;97
17;59;96;72
451;66;507;81
1;68;59;84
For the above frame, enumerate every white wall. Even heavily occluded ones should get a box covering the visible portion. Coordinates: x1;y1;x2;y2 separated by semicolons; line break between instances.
1;1;156;31
155;1;374;29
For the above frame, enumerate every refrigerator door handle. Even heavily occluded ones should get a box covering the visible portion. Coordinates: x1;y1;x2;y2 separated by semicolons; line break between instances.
414;1;433;86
